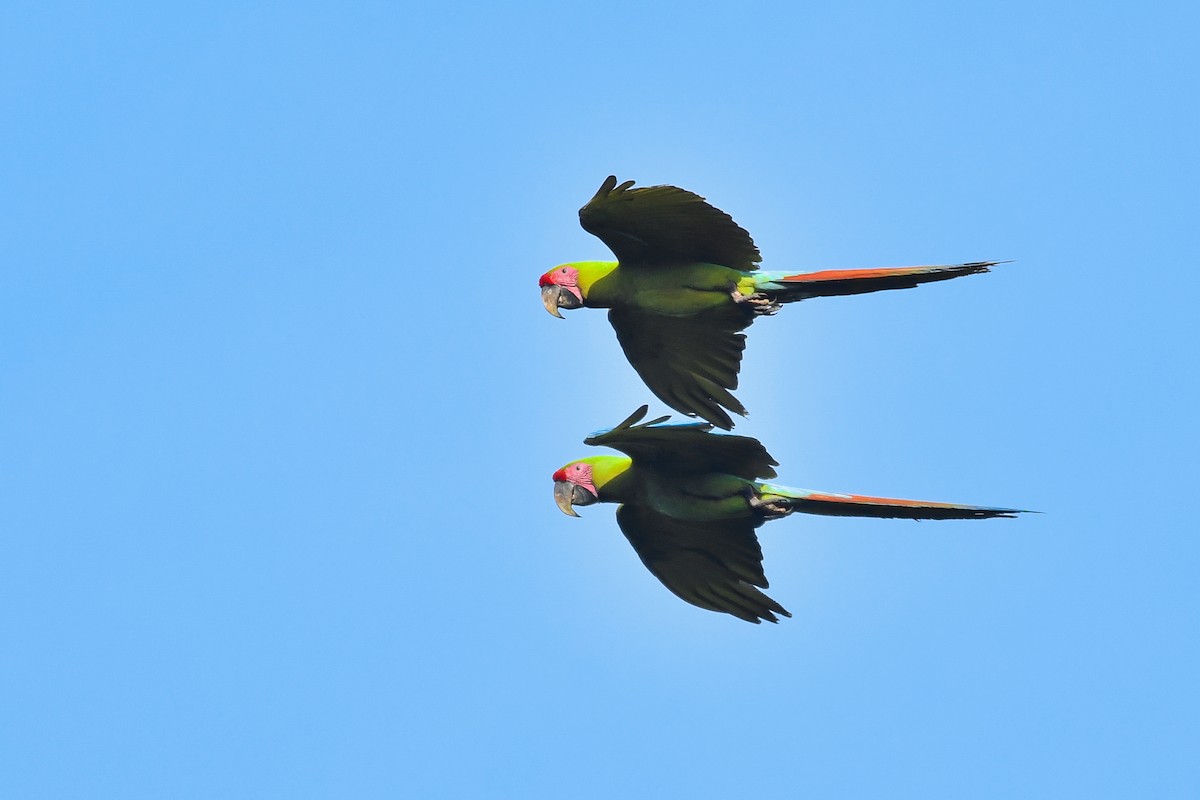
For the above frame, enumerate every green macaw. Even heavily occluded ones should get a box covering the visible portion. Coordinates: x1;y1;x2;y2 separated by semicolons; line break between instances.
540;176;1001;429
552;406;1027;624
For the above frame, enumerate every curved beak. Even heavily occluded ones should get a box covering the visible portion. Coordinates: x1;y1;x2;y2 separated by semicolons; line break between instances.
542;285;566;318
541;284;583;318
554;480;580;516
553;480;597;517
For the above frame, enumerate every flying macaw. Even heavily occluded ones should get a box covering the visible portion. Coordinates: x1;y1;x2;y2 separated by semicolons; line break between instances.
540;176;1002;429
552;406;1027;624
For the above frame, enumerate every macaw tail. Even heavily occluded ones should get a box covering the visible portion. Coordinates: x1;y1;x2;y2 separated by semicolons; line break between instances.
755;483;1028;520
754;261;1000;304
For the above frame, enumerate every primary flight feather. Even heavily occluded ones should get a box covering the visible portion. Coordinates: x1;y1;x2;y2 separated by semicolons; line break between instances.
540;176;999;429
552;406;1028;624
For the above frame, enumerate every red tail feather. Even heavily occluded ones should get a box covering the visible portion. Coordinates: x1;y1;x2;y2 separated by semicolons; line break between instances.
771;261;998;300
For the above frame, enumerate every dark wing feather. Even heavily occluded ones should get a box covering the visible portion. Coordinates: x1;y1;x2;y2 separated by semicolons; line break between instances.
616;505;790;624
579;176;761;271
586;405;777;480
607;305;755;431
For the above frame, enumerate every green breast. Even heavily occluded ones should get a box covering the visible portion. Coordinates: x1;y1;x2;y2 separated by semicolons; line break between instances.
642;471;754;521
590;263;745;314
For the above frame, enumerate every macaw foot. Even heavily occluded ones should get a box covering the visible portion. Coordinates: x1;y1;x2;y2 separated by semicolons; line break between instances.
748;491;794;519
731;290;781;316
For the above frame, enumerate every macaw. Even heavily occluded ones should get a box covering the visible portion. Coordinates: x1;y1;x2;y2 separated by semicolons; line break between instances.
540;176;1001;429
552;406;1027;624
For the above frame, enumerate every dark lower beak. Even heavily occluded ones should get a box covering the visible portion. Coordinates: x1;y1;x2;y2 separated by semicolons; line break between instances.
554;480;596;517
541;285;582;318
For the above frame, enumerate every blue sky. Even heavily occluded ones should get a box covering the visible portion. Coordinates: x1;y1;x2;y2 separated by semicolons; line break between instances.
2;1;1197;797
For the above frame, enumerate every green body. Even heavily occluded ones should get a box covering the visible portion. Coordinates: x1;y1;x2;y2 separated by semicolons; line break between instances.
574;261;757;316
584;454;756;522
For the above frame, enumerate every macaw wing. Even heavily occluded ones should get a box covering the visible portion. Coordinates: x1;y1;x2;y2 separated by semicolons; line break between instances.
586;405;778;480
616;504;790;624
607;305;755;431
579;176;761;271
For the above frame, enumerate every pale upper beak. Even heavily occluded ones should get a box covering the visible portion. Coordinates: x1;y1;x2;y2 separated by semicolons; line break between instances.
553;480;597;517
542;285;565;318
541;284;583;318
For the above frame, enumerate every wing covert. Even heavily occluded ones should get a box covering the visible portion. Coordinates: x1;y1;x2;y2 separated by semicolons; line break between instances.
585;405;778;480
579;176;761;271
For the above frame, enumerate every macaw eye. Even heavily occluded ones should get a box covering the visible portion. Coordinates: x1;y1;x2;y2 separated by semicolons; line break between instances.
560;268;568;274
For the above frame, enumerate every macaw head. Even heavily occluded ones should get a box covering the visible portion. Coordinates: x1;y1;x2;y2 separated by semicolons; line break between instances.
551;459;601;517
539;264;585;318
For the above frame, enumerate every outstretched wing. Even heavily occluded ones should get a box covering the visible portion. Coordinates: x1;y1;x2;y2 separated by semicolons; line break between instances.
616;504;790;624
607;305;755;431
579;176;761;271
586;405;778;480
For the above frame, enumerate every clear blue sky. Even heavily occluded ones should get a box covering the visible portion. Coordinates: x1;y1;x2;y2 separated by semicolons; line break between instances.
3;2;1197;797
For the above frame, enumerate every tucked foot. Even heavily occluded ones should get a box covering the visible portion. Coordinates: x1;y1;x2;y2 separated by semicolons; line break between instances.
731;290;782;316
748;490;794;519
